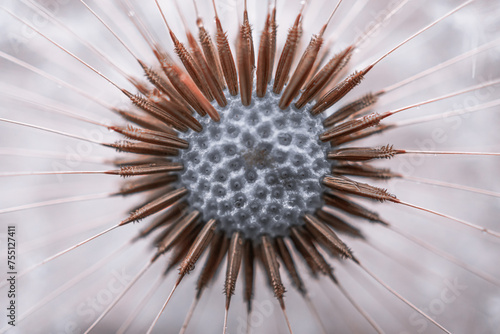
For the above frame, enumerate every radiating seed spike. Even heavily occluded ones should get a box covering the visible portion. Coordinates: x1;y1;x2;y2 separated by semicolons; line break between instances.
279;35;323;109
165;224;203;274
322;175;398;203
311;66;373;115
273;12;302;94
243;240;255;312
113;156;169;167
172;1;221;104
153;210;201;260
261;235;286;300
111;125;189;149
275;238;306;294
256;12;271;98
160;60;206;115
109;162;184;177
289;229;319;276
147;94;203;132
323;92;379;127
170;30;214;101
121;187;188;225
224;231;244;334
186;30;227;107
261;235;293;334
290;227;333;277
237;10;255;106
106;141;179;157
196;233;229;297
155;0;213;102
327;145;402;161
198;24;225;89
302;39;333;91
268;5;277;83
224;232;244;301
137;59;192;114
129;188;176;216
118;174;178;196
138;201;188;238
115;108;173;133
214;16;239;96
121;90;190;132
319;112;384;142
332;162;400;179
315;208;365;239
152;212;184;246
330;124;390;146
178;219;217;276
243;4;255;69
295;45;354;109
303;214;353;259
160;59;220;121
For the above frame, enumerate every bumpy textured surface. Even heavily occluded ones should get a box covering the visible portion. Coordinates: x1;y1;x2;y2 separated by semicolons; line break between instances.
177;90;330;239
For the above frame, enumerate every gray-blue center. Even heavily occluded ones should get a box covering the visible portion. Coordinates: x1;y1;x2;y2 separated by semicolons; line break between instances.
177;91;330;239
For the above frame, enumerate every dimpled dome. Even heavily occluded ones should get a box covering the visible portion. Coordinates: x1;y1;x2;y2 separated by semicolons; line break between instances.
178;87;330;239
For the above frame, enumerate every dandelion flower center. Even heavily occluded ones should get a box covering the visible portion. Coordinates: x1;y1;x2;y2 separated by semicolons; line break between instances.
178;90;329;239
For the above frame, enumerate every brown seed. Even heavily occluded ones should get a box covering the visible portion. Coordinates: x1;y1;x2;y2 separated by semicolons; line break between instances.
137;60;192;114
118;174;178;196
268;6;277;83
323;92;380;127
322;191;387;224
290;227;333;278
319;112;383;142
121;89;190;132
315;208;365;239
224;232;244;306
160;58;220;121
110;162;184;177
237;9;255;106
256;12;272;98
115;108;175;133
121;187;188;225
185;30;227;107
178;218;217;276
243;240;255;312
164;224;203;274
137;201;188;239
322;175;398;203
170;31;214;101
279;35;323;109
303;214;353;259
110;125;189;149
275;238;306;294
273;12;302;94
196;233;229;298
332;162;400;179
260;235;286;300
198;22;225;90
153;210;201;261
295;45;353;109
215;16;239;96
311;65;373;115
327;145;402;161
106;141;179;157
329;124;389;146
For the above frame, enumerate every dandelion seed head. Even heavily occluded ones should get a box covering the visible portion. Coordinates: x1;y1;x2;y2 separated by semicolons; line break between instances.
2;0;500;333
